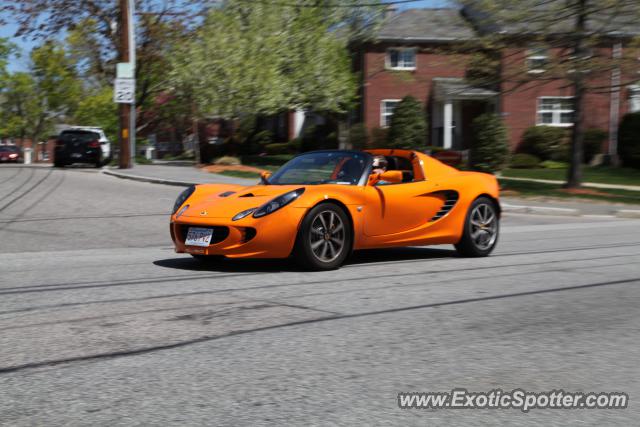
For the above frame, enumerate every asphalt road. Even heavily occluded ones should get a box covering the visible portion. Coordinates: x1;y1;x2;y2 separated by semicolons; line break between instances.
1;165;639;426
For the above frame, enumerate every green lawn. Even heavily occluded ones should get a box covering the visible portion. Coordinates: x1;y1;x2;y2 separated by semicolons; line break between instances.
502;166;640;186
499;179;640;205
217;170;262;179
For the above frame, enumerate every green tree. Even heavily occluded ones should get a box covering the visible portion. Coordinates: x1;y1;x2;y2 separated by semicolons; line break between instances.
170;0;362;121
0;38;16;87
0;41;81;142
0;73;38;139
385;96;428;149
73;87;119;142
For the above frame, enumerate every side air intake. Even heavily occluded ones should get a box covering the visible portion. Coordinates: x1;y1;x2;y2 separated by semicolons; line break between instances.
429;191;459;222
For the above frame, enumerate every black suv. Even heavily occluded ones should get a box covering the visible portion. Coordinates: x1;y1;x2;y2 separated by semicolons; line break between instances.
54;129;106;168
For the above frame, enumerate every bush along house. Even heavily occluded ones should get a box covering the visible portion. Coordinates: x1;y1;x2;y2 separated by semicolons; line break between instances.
352;7;640;159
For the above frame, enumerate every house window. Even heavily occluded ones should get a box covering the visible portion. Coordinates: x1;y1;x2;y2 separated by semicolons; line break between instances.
380;100;400;127
630;86;640;113
537;97;574;127
527;46;549;73
387;48;416;70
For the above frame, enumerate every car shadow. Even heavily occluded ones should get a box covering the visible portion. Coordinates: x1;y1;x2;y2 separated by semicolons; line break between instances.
153;246;457;273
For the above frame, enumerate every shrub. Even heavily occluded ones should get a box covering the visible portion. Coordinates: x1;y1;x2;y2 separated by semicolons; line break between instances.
386;95;428;149
300;124;319;152
264;142;293;155
469;113;509;173
510;153;541;169
214;156;241;166
540;160;568;169
520;126;567;160
289;137;302;152
618;112;640;168
241;154;294;166
583;128;607;163
348;123;368;149
424;145;446;154
252;130;274;146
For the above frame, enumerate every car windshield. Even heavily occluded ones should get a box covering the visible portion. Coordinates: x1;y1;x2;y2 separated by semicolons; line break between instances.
268;151;370;185
0;146;18;152
59;131;100;143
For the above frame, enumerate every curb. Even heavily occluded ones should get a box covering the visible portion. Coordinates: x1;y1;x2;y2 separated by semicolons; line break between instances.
102;169;195;187
616;209;640;219
497;175;640;192
501;203;581;216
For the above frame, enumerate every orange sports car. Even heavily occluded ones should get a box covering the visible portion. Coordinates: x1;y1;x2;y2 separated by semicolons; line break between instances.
170;149;500;270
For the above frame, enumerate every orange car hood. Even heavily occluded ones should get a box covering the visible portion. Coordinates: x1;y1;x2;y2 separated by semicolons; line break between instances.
180;185;304;219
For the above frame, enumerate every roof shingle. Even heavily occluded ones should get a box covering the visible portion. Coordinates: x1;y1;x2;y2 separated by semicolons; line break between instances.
376;9;477;42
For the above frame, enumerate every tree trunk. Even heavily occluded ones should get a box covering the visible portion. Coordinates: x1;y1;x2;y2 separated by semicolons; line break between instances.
565;0;588;189
566;80;585;188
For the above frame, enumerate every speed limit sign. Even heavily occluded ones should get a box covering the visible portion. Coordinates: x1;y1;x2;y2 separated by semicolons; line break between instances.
114;78;135;104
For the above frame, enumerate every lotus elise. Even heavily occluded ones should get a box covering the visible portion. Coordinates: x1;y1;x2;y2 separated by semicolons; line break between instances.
170;149;500;270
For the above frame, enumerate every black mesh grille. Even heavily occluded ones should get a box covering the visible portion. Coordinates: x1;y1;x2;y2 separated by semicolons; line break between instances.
179;225;230;245
430;191;459;222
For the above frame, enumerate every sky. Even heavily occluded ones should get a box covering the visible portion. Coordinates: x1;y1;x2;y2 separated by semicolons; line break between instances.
0;0;452;72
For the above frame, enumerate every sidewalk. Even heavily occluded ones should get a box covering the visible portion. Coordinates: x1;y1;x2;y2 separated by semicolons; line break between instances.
102;164;640;218
103;164;256;186
497;174;640;192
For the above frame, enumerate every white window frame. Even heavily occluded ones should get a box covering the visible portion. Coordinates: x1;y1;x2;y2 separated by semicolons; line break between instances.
630;85;640;113
386;48;416;71
537;96;575;127
380;99;401;128
526;46;549;74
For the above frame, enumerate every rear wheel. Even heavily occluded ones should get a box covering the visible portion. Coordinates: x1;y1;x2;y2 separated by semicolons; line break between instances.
294;203;352;271
455;197;499;257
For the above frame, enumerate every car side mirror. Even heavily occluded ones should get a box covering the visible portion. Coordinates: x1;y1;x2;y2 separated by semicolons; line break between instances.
260;171;272;185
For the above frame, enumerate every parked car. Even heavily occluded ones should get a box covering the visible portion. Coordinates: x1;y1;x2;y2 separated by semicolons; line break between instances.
53;127;111;168
0;145;21;163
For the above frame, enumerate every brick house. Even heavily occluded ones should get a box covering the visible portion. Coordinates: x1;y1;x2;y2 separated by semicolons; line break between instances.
354;8;640;155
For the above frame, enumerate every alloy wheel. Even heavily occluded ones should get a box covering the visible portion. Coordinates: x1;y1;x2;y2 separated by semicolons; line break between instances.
309;210;346;263
469;203;498;250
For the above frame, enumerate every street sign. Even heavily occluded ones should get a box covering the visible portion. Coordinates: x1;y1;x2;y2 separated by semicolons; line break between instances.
117;62;134;79
114;78;135;104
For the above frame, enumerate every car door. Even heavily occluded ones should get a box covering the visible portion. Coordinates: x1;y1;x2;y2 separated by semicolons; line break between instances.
362;180;444;237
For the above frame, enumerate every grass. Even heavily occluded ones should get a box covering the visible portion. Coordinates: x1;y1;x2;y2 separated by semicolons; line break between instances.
218;170;262;179
502;166;640;186
499;179;640;205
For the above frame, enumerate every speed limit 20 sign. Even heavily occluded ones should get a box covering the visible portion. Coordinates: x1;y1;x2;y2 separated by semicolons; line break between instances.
114;78;136;104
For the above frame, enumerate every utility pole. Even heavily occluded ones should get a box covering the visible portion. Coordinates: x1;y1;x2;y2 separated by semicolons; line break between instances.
118;0;134;169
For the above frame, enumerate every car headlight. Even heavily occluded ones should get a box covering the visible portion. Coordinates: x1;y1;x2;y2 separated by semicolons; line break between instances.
173;185;196;214
232;208;257;221
253;188;305;218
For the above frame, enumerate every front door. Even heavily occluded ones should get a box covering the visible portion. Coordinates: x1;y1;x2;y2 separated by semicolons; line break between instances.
363;181;444;236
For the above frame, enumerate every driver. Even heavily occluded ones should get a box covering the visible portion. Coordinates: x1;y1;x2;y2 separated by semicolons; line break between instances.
371;155;388;175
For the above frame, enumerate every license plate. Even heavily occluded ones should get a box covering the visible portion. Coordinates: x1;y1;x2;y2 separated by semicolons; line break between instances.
71;153;82;158
185;227;213;247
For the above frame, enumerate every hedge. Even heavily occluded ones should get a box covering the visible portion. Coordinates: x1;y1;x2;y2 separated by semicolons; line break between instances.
469;113;509;173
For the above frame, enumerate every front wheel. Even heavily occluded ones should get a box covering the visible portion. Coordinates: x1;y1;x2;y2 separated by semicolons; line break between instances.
455;197;499;257
294;203;352;271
